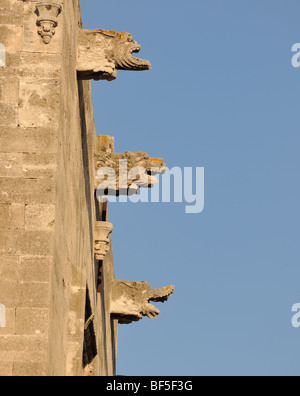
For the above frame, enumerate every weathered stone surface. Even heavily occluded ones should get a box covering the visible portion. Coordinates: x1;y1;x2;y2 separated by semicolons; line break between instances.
13;362;46;377
0;279;50;309
0;256;18;280
23;153;57;178
0;25;23;53
0;204;10;230
18;256;52;283
18;79;60;128
0;178;56;204
0;53;21;78
0;232;12;255
0;128;58;154
0;361;13;376
0;228;53;256
15;308;49;336
0;153;23;178
13;230;54;256
19;53;61;79
0;0;24;26
10;204;25;230
17;282;51;309
25;204;55;230
0;279;18;308
0;103;18;127
0;78;19;103
0;335;48;362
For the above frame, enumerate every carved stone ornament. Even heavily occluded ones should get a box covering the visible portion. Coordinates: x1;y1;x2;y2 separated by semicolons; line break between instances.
77;29;151;81
94;221;113;261
95;136;166;196
35;2;62;44
110;281;175;324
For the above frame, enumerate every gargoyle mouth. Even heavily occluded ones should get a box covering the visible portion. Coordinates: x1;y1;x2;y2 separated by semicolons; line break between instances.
149;285;175;303
146;167;167;176
116;43;151;71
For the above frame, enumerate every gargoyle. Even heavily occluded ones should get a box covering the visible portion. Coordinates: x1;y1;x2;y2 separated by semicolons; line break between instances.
95;137;166;195
77;29;151;81
110;281;175;324
95;151;166;194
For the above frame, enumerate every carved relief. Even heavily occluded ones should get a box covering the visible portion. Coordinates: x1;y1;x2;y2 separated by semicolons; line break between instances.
110;281;175;324
35;2;62;44
94;222;113;261
95;136;166;195
77;29;151;81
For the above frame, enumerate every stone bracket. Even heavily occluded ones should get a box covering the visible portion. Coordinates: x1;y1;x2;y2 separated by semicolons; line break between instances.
35;2;62;44
94;221;113;261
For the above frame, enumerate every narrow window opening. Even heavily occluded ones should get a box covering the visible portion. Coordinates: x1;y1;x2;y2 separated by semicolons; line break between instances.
82;288;97;368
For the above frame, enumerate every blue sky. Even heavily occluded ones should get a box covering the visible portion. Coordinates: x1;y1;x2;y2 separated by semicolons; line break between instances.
82;0;300;376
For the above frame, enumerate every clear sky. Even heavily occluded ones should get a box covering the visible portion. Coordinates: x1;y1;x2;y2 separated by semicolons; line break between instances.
81;0;300;376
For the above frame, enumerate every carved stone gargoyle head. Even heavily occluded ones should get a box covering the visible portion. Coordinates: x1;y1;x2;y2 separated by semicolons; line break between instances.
95;148;167;195
94;222;113;261
110;32;151;71
77;29;151;81
110;281;175;324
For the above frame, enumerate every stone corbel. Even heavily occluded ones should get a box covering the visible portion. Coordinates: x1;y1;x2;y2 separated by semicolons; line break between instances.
94;221;113;261
110;281;175;324
95;135;166;196
35;2;62;44
77;29;151;81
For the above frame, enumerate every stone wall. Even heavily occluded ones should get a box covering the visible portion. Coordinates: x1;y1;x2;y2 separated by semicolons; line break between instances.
0;0;117;376
0;0;175;377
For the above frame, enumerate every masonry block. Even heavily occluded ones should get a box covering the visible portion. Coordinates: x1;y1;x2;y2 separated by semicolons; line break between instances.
23;153;57;178
0;335;48;363
15;308;49;336
18;256;52;283
0;0;24;26
19;79;60;128
0;256;18;280
0;103;18;127
0;153;23;178
0;361;13;376
0;177;56;204
0;204;10;229
0;25;23;53
13;362;46;377
0;128;58;154
13;230;54;256
10;204;25;230
0;78;19;104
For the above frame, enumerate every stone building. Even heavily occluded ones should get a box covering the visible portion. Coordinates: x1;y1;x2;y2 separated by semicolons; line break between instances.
0;0;174;376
